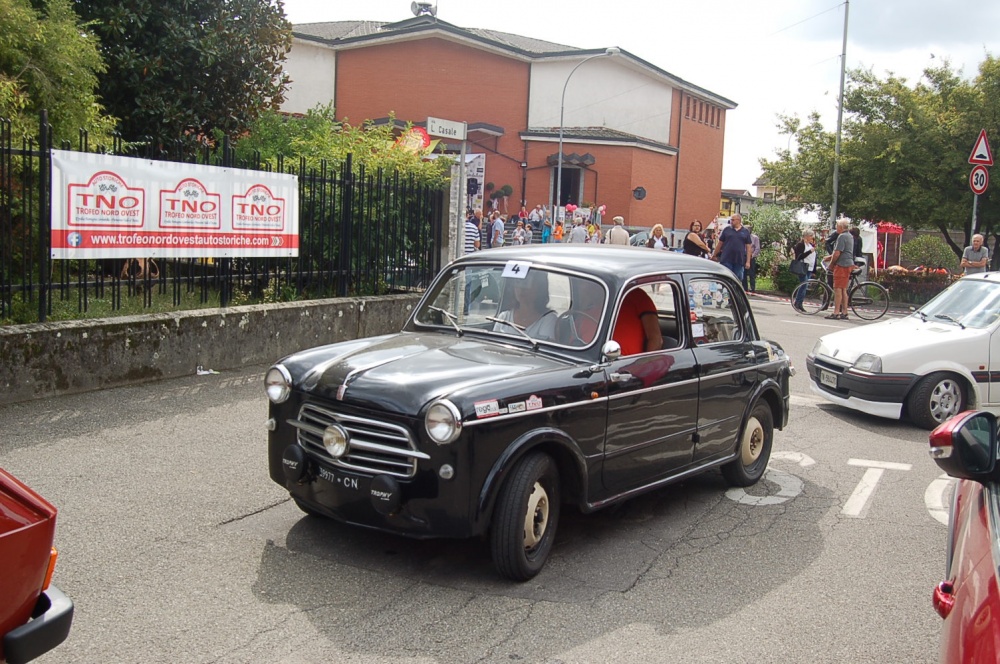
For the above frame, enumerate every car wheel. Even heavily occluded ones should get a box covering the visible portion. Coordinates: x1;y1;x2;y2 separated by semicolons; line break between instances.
721;403;773;487
907;372;966;430
490;452;561;581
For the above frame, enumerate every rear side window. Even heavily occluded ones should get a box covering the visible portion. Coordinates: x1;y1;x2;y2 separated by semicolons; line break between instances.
688;278;742;344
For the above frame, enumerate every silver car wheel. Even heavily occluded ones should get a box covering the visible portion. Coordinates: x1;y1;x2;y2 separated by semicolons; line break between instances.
929;378;963;423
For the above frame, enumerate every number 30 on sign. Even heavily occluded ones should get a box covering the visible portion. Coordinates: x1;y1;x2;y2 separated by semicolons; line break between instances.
971;165;989;195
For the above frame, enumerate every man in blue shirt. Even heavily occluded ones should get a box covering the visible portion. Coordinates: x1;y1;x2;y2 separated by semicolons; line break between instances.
711;214;752;283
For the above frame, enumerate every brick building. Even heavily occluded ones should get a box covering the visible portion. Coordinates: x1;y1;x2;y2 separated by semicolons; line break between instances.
282;14;735;231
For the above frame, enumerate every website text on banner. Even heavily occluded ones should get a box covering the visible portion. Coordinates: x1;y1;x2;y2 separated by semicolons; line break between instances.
50;150;299;259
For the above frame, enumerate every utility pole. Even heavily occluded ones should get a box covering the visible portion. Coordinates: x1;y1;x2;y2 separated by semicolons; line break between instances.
830;0;849;229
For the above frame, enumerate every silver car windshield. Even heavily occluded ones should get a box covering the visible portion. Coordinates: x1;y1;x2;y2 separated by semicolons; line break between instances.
413;263;609;347
918;279;1000;329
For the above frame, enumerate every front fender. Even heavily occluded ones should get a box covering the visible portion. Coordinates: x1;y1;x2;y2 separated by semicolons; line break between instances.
475;427;589;526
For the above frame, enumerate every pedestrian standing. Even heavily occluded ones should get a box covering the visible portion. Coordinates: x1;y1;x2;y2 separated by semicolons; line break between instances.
826;219;854;319
541;212;552;244
792;229;816;311
464;212;481;255
646;224;669;249
682;220;711;257
490;211;505;248
962;234;990;275
743;223;761;293
711;214;752;283
567;217;589;243
552;219;564;243
607;216;630;245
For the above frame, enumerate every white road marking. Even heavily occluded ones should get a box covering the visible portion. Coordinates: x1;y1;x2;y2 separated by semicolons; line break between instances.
842;459;912;517
782;320;843;328
771;451;816;467
725;468;803;506
847;459;912;471
925;473;954;526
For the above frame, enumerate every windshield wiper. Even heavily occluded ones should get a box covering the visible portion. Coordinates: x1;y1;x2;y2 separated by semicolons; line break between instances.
914;310;927;322
485;315;540;349
934;314;966;329
428;306;463;335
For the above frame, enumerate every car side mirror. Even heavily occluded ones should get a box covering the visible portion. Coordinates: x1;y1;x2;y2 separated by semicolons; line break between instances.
601;340;621;362
929;411;999;481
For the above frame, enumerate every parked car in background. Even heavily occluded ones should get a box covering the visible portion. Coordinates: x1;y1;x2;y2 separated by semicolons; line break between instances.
928;410;1000;663
0;468;74;664
807;272;1000;429
265;245;792;580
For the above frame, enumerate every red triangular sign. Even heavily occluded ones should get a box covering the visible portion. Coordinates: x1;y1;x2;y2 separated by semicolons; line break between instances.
969;129;994;166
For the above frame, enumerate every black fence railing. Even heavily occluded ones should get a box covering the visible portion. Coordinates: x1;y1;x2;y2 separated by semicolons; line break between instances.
0;114;446;325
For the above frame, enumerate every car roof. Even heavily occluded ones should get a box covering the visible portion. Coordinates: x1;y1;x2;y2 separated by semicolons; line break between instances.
452;244;731;282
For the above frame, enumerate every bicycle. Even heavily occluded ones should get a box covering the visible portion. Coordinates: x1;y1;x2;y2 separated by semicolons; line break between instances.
790;261;890;320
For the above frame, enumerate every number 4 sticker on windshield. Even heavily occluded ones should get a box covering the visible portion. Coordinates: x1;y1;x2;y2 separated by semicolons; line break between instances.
502;261;532;279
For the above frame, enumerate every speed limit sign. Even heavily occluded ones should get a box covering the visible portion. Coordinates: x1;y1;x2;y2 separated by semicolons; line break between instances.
970;165;989;195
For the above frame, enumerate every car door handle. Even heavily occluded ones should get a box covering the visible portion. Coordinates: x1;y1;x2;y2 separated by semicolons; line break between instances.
745;351;756;360
610;372;633;384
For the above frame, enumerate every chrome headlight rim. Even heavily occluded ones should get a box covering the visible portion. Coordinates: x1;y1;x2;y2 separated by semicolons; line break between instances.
425;399;462;445
265;364;292;403
322;423;350;458
853;353;883;373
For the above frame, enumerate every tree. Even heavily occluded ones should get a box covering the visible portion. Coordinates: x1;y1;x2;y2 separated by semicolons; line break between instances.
760;56;1000;261
0;0;116;141
73;0;292;147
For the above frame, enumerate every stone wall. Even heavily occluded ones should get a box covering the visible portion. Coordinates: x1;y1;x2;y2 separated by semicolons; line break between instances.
0;294;422;405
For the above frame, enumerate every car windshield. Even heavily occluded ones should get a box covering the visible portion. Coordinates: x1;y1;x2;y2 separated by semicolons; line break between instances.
413;262;609;348
918;278;1000;329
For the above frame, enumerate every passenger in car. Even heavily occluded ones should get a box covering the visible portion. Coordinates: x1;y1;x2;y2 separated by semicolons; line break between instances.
613;288;662;355
492;270;557;339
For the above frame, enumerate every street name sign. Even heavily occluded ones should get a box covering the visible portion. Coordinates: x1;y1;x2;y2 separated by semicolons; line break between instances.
426;117;466;141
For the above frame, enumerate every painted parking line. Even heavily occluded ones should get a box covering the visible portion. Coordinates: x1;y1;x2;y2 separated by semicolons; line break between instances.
925;473;954;526
842;459;913;518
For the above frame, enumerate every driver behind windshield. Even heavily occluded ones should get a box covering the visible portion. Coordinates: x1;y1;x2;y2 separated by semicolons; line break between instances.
492;269;557;339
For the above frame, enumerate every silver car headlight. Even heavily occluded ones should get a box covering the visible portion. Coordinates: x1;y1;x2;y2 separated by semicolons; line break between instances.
853;353;883;373
265;365;292;403
425;400;462;445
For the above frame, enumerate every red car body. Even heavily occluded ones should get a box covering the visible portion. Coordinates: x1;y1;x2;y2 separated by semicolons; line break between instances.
0;468;73;663
933;477;1000;663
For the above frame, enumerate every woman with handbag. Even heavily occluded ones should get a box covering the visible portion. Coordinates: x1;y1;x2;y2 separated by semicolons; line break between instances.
791;229;817;312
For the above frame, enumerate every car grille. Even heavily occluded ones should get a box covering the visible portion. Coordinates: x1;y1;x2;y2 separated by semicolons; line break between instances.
290;404;426;478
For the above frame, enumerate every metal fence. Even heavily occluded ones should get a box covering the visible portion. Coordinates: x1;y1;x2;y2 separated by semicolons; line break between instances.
0;113;446;324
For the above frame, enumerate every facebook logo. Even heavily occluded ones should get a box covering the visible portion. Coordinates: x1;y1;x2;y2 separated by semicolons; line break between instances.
67;232;83;247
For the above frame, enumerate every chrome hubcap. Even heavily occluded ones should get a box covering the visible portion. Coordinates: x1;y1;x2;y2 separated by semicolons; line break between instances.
929;380;962;422
741;416;764;466
523;481;549;550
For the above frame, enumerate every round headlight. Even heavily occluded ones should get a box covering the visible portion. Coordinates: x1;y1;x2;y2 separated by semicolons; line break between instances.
265;365;292;403
323;424;350;458
425;400;462;445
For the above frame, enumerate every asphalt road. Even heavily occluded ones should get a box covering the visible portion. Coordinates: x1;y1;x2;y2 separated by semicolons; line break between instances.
1;296;945;663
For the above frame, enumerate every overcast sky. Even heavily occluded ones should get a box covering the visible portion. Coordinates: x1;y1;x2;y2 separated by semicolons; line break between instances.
281;0;1000;191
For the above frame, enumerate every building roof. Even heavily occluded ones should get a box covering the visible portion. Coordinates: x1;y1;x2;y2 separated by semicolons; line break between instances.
521;127;677;155
293;16;737;108
722;189;754;198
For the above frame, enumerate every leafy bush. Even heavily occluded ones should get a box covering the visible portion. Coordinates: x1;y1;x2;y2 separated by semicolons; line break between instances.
874;272;951;305
745;204;802;255
900;235;959;272
773;262;803;294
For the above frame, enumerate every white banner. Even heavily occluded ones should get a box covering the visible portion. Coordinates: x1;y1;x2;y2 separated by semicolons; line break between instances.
50;150;299;259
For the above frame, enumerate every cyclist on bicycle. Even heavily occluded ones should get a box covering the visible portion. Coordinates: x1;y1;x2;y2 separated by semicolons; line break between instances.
827;219;854;320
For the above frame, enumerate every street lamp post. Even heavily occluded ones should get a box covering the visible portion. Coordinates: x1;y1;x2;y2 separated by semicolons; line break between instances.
554;47;619;223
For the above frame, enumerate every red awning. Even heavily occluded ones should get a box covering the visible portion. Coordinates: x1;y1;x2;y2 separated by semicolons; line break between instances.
876;221;904;235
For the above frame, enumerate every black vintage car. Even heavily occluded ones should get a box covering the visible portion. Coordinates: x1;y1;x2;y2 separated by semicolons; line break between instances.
265;245;792;580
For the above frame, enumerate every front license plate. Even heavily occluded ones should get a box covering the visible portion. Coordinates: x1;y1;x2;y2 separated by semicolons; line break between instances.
820;369;838;388
317;465;364;493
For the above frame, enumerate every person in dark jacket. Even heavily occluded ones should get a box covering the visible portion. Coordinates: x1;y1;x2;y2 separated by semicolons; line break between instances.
792;229;817;312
